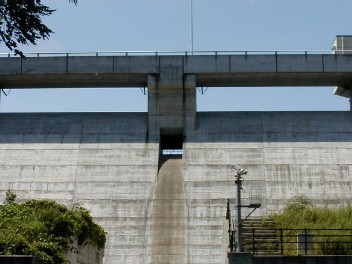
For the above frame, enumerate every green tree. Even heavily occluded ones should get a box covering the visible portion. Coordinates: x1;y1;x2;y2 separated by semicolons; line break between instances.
0;0;77;57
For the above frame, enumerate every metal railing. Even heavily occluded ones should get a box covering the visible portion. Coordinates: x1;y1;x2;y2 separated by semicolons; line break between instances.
161;149;183;156
244;228;352;256
0;50;351;58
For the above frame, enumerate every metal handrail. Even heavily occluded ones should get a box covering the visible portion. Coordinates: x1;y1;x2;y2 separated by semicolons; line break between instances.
0;50;351;58
244;228;352;256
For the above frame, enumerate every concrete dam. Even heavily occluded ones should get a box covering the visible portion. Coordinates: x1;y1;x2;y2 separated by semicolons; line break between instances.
0;52;352;263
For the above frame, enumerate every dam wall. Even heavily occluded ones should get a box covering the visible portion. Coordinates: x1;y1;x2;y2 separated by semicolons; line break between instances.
183;111;352;263
0;111;352;264
0;113;159;263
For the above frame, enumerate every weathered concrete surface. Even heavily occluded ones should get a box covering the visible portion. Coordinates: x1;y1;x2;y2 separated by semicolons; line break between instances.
1;54;352;89
147;70;196;139
185;111;352;213
0;113;159;264
68;241;104;264
146;156;187;264
1;111;352;264
183;111;352;263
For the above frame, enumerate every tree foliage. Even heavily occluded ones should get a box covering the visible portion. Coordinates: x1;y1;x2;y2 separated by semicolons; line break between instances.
0;192;106;264
0;0;77;57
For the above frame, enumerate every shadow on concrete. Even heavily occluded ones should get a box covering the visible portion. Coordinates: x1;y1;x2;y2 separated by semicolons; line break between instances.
0;112;151;144
0;111;352;144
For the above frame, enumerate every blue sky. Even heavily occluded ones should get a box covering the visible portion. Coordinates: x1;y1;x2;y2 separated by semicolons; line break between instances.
0;0;351;112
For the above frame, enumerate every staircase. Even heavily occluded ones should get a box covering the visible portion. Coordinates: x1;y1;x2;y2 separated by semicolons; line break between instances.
241;217;279;255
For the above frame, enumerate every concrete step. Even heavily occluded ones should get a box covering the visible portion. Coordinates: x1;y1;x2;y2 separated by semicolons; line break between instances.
240;217;279;255
242;230;277;235
242;233;277;237
243;239;277;244
242;233;277;238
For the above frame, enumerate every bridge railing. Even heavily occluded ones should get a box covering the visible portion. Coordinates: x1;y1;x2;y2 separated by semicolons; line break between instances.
0;50;351;58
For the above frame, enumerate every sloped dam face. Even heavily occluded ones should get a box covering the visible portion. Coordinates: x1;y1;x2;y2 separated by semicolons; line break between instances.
146;155;187;264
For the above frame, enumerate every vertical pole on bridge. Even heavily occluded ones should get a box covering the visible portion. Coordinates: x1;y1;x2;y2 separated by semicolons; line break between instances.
190;0;194;53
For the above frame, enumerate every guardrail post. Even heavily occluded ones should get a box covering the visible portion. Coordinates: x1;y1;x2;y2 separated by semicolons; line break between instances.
252;228;255;255
66;53;69;74
280;228;283;255
304;228;308;255
230;231;235;252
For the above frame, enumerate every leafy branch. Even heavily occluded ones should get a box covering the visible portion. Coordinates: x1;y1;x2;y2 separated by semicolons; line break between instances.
0;0;77;57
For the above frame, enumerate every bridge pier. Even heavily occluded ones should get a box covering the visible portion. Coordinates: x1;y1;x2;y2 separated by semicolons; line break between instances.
147;58;196;143
146;59;196;263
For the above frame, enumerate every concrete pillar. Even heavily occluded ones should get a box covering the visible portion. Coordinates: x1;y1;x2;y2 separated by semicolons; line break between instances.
147;74;159;143
184;74;197;133
147;57;196;141
158;66;184;132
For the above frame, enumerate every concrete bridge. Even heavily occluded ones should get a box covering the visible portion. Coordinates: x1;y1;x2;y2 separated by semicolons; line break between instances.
0;52;352;264
2;52;352;88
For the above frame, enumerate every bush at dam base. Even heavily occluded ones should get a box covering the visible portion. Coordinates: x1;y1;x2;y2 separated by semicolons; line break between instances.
0;191;106;264
271;195;352;255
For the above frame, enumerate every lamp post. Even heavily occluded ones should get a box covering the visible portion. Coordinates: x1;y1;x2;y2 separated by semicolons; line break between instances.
233;165;248;252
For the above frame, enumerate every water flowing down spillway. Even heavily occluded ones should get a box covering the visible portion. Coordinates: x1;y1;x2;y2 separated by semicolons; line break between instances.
146;155;187;264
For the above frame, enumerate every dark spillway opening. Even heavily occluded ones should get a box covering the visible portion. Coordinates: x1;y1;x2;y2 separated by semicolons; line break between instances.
160;133;183;156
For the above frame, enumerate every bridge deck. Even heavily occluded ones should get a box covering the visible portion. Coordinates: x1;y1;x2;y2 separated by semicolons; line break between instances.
0;54;352;90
